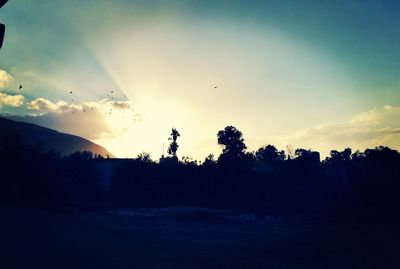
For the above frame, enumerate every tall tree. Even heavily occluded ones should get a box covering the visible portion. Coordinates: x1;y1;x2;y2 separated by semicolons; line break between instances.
167;128;180;157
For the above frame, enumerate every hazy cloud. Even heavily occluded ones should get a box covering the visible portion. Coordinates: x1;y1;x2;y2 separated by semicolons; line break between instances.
274;105;400;156
111;101;133;110
0;92;25;107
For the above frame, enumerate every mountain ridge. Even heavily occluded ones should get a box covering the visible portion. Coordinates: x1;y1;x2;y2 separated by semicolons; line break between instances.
0;117;115;157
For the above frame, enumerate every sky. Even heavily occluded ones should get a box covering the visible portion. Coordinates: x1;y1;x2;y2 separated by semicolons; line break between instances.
0;0;400;160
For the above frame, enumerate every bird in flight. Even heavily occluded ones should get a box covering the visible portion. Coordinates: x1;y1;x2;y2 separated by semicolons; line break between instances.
19;84;23;90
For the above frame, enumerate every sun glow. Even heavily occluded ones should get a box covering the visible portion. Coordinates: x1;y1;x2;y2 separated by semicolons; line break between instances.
82;19;356;160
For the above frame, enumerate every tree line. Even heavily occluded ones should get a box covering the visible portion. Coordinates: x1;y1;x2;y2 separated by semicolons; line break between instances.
0;126;399;221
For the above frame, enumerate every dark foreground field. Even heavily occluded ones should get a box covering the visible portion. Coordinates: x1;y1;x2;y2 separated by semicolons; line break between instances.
0;205;399;269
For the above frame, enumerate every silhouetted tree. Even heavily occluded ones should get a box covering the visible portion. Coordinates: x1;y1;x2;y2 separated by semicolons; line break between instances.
217;126;247;158
67;151;94;161
94;154;105;160
136;152;153;163
182;156;198;166
203;154;216;166
168;128;180;157
324;148;352;164
256;145;285;165
294;148;320;163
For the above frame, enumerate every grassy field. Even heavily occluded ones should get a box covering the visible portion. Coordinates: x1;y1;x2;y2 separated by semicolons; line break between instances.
0;205;399;269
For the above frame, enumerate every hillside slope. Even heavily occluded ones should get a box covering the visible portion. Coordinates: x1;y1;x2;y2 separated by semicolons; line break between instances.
0;117;114;157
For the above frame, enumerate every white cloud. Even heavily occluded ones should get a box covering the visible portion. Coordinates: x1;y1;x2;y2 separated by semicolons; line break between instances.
27;97;136;114
27;98;69;112
9;97;140;140
0;92;25;107
0;70;13;88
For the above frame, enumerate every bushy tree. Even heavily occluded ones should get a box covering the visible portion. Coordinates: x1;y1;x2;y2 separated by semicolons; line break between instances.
256;145;285;165
324;148;352;164
217;126;247;158
203;154;216;166
136;152;153;163
294;148;320;163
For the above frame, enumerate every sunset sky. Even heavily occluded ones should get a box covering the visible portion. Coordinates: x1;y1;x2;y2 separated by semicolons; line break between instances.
0;0;399;160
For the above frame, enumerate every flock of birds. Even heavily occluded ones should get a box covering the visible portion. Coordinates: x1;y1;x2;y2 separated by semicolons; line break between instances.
68;89;119;115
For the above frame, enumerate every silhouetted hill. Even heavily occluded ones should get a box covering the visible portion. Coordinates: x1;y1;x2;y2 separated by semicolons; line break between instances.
0;117;114;157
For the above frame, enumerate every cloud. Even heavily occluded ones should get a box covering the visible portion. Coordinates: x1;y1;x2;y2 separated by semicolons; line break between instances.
0;92;25;107
5;98;140;140
0;70;13;88
27;97;136;114
27;98;69;112
270;105;400;157
350;105;400;127
110;101;133;110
